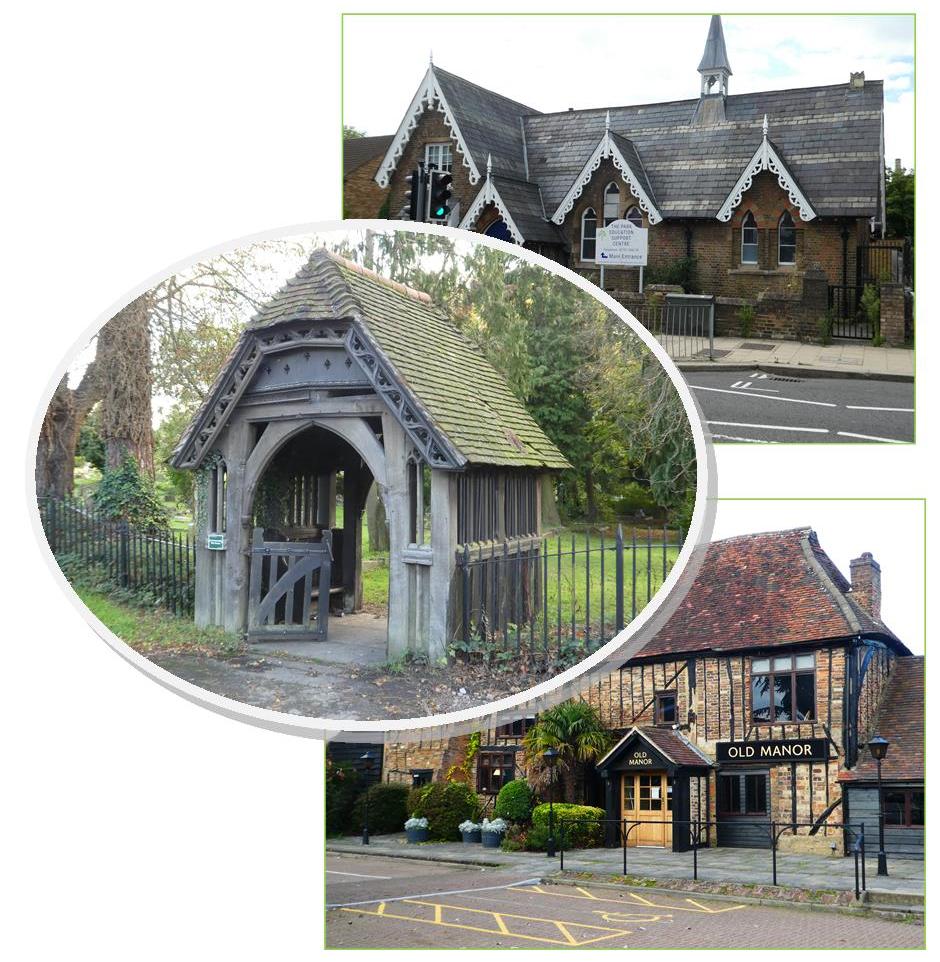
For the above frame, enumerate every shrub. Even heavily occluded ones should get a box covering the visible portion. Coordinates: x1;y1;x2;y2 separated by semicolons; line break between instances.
409;781;481;840
645;256;698;292
525;803;606;850
860;283;881;343
94;456;169;530
325;761;361;836
816;312;833;346
350;782;410;836
494;780;534;824
737;304;756;338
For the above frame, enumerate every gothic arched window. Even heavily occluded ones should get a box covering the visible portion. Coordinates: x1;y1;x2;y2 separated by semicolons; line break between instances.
741;211;758;265
581;207;597;261
778;211;796;265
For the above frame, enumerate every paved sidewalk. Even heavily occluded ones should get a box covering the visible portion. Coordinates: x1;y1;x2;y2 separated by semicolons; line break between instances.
673;336;914;380
327;833;924;898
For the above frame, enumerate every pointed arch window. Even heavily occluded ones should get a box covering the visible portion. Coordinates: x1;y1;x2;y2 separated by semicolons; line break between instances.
603;182;620;226
581;207;597;261
741;211;758;265
778;211;796;265
625;205;643;228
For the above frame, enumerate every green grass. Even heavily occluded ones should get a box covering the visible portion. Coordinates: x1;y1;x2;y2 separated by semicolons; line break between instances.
75;586;243;656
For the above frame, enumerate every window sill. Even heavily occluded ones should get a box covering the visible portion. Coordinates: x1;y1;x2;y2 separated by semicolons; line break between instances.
729;267;801;276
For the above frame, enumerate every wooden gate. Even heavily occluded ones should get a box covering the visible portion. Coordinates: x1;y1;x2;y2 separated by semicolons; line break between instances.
248;527;332;641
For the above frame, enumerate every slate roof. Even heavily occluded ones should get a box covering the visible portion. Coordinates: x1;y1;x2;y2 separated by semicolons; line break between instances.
597;726;713;772
343;135;394;178
628;527;908;662
839;657;924;782
433;66;541;183
386;54;883;235
489;175;566;244
173;251;570;471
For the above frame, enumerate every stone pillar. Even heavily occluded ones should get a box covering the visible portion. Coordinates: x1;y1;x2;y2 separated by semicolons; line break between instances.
879;282;905;346
383;414;411;659
800;266;829;340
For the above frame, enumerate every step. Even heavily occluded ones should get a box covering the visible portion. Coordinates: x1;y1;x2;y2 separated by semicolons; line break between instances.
865;889;924;907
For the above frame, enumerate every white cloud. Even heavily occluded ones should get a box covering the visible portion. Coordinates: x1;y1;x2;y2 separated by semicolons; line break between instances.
344;13;914;165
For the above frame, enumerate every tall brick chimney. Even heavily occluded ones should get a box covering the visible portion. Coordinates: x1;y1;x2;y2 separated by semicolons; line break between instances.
850;552;882;620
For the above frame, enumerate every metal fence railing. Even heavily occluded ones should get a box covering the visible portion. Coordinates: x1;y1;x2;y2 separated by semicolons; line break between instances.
554;816;870;901
38;495;196;617
633;296;715;360
454;524;683;665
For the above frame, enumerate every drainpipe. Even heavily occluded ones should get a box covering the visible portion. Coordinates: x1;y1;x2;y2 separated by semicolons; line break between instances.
840;224;851;319
685;223;693;259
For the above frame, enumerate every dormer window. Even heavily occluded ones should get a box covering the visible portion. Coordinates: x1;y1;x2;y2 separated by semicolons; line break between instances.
424;142;453;174
580;207;597;261
741;211;758;265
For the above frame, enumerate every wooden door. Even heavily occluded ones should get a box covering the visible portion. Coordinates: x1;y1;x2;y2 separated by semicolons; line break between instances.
622;772;673;847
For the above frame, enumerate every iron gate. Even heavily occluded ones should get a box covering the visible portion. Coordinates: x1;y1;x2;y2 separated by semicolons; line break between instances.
248;527;332;641
634;294;715;360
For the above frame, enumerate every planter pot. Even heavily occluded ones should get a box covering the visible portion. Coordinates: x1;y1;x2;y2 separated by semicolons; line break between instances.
481;831;504;849
405;827;429;843
461;829;482;844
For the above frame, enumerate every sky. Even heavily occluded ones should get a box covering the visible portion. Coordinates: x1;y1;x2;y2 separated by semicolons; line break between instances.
711;499;924;655
343;13;914;168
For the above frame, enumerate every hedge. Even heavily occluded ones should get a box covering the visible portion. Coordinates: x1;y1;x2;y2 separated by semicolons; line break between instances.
526;803;605;850
494;779;534;824
409;781;481;840
325;762;361;836
350;783;410;836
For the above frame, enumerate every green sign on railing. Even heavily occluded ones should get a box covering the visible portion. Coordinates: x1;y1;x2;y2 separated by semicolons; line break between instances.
207;532;226;551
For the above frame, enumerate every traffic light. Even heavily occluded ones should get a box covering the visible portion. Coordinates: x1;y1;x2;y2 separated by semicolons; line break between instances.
404;166;426;221
428;169;453;222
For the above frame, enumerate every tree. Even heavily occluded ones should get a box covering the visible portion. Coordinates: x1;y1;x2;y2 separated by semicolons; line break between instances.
523;701;611;803
344;125;367;139
96;292;155;476
885;165;914;239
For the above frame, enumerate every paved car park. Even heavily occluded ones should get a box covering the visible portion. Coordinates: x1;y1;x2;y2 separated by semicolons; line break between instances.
325;854;924;949
682;370;914;443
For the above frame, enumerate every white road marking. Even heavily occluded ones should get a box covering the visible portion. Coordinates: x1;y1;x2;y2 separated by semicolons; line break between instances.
844;405;914;413
709;434;774;443
707;420;829;434
691;385;837;407
730;380;753;388
326;877;542;910
836;432;907;443
327;870;394;880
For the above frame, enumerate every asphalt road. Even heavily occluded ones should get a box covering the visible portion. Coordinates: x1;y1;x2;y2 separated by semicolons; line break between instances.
325;854;923;949
681;370;914;443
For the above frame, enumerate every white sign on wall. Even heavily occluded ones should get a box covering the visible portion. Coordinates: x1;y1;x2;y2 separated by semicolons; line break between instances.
596;219;649;267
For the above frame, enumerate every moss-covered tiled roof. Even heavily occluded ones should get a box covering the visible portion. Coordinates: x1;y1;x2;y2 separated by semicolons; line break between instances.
247;250;570;470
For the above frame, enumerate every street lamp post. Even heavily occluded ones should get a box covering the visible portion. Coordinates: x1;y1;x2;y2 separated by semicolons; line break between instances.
360;751;376;846
867;736;890;876
544;747;559;858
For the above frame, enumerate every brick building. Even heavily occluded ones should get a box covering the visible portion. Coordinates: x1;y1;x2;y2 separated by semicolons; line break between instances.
361;16;896;339
343;134;393;218
338;528;923;859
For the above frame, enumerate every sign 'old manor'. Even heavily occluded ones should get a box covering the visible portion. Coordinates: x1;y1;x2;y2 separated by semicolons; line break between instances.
716;738;830;764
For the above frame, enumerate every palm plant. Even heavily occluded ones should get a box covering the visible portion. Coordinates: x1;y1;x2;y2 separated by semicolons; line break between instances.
523;701;612;803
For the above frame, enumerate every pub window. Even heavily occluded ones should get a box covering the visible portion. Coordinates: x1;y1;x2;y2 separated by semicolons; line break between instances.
424;142;453;174
883;788;924;827
717;773;768;815
654;691;677;725
625;205;643;228
751;653;816;723
410;769;433;787
581;207;597;261
207;461;227;533
494;717;535;741
477;750;516;795
778;211;797;265
741;211;758;265
603;182;620;226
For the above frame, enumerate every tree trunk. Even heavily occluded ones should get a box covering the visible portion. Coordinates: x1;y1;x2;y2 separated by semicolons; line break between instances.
97;293;155;476
540;473;561;529
365;482;389;552
35;365;104;500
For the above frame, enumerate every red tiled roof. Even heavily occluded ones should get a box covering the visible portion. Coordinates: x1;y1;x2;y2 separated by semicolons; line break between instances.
839;657;924;782
632;528;905;660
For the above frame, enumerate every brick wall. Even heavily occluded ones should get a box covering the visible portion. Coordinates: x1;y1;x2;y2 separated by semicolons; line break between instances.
344;153;390;219
385;110;479;220
880;283;906;346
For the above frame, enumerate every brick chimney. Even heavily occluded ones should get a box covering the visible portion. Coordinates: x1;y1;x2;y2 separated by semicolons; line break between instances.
850;552;882;620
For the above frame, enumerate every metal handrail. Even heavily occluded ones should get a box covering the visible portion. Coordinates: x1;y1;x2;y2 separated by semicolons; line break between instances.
771;820;867;900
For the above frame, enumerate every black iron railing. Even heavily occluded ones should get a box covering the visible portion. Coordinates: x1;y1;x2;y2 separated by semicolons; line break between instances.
38;495;196;617
454;524;683;664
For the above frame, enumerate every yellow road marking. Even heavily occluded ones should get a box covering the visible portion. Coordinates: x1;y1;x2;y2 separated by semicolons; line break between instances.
523;885;746;916
340;898;633;947
595;910;673;923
